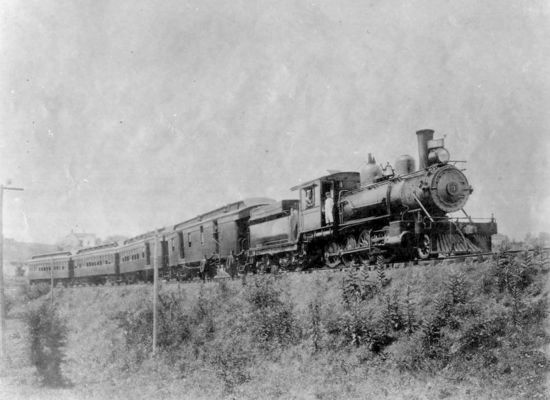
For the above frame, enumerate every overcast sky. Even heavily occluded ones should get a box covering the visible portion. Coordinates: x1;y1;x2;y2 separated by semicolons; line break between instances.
1;0;549;243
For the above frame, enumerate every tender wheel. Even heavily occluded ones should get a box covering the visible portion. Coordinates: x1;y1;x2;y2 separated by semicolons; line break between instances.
324;241;342;268
417;234;432;259
278;253;291;270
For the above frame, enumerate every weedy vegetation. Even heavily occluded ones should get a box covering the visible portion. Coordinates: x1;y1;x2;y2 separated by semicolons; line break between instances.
23;301;69;387
8;250;550;399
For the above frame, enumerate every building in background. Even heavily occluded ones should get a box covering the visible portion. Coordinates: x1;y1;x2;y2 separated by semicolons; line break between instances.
57;231;99;251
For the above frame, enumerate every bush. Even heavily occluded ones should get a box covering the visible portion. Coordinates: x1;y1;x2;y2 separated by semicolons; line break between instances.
23;282;51;301
4;293;15;315
245;276;299;351
25;301;68;386
113;290;196;370
334;269;401;352
208;332;252;390
307;299;323;352
342;268;375;305
386;332;427;371
29;250;547;398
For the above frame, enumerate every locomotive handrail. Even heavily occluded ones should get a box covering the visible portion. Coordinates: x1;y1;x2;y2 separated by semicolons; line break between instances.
355;175;402;192
338;214;391;230
461;208;475;225
429;216;496;222
412;193;434;222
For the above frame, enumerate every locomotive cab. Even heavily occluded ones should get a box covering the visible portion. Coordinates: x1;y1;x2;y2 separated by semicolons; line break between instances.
291;172;360;233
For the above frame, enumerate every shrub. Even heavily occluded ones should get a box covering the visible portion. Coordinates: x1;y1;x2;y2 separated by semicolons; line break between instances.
208;332;252;391
113;302;154;369
444;271;468;305
382;291;404;333
376;256;389;291
4;293;15;315
113;290;195;370
452;314;507;355
23;282;51;301
25;301;68;386
342;268;375;305
386;332;426;371
492;252;537;295
245;276;299;350
308;299;323;352
403;285;417;334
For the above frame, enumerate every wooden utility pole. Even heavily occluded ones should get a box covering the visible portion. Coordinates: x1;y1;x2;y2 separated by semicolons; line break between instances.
50;264;54;304
152;234;158;355
0;184;24;363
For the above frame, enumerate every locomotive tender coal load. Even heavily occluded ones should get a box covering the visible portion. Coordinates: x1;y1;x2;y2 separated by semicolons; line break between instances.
27;129;497;284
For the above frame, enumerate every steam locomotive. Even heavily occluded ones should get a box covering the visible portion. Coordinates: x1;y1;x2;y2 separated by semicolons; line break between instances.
27;129;497;285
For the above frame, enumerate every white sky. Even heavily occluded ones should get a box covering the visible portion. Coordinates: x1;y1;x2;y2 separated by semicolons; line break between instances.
1;0;549;243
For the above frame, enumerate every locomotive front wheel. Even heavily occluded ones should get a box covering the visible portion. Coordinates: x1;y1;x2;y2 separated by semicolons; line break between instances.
417;234;432;260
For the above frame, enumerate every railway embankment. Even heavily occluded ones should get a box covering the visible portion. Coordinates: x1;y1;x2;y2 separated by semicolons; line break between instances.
2;251;549;399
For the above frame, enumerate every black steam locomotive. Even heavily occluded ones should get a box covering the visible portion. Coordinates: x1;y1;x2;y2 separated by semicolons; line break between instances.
27;130;497;285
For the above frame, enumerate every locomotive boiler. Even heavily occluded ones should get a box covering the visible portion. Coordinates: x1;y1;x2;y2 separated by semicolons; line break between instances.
333;129;479;260
341;130;472;221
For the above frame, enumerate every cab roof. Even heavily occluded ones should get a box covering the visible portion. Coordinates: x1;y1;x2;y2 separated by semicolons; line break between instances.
290;171;360;191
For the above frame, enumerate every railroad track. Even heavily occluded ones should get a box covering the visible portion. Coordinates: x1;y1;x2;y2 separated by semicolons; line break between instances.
299;247;550;273
48;248;549;288
161;247;550;285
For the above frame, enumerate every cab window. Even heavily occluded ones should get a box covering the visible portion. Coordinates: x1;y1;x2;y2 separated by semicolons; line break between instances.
302;187;315;209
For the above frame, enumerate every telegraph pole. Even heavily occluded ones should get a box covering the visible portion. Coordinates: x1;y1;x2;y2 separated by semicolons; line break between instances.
50;264;54;304
0;184;24;363
152;234;158;355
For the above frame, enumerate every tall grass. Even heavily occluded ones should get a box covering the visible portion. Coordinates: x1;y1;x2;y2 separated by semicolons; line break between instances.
20;251;549;399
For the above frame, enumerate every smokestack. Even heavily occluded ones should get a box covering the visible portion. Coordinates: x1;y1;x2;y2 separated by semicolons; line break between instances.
416;129;434;170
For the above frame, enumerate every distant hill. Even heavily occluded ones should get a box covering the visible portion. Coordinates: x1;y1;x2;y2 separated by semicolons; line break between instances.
4;238;58;276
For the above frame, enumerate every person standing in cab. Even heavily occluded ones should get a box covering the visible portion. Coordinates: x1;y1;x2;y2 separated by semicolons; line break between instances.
325;192;334;225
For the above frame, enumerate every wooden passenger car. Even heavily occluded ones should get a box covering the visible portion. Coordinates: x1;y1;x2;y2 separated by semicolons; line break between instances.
166;198;275;279
118;229;165;283
27;252;72;285
72;242;119;284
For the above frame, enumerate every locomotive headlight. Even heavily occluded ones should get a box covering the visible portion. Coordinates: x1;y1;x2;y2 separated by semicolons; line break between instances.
428;147;450;165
